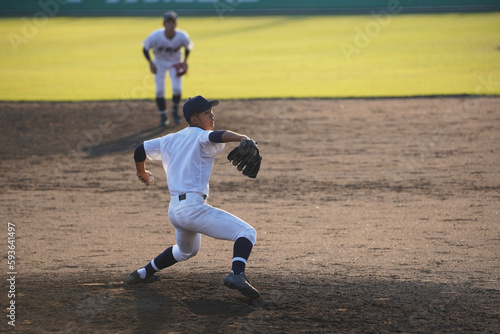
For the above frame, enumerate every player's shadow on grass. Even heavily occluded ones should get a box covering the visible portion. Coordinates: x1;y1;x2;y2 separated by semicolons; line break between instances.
84;126;170;159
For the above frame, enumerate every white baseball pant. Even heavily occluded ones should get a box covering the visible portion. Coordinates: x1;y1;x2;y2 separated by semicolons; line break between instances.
154;59;183;97
168;193;257;262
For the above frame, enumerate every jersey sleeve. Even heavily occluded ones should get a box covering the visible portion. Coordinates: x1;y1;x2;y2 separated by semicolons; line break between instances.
142;30;157;50
181;30;194;50
143;137;162;160
200;130;225;157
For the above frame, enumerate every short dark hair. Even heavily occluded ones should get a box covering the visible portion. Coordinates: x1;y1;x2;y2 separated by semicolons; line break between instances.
163;11;178;22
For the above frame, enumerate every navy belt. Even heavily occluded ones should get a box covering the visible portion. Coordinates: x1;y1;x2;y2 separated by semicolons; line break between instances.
179;194;207;201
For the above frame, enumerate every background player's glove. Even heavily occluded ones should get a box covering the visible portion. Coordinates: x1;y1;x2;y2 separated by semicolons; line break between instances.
173;62;188;77
227;139;262;178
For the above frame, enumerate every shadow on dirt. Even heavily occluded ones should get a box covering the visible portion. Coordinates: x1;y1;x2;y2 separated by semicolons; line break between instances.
85;126;169;159
16;271;500;333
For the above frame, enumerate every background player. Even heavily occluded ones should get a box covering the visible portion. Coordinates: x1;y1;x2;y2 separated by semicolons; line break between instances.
142;11;194;126
128;95;261;299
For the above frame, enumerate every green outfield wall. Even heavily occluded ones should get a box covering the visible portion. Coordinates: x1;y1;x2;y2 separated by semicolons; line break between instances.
1;0;499;16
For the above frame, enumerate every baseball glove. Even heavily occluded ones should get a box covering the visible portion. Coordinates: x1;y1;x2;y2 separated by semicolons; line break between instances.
173;62;188;77
227;139;262;178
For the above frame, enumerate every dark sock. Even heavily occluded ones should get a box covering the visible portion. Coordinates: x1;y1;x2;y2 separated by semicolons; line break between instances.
172;94;181;112
155;97;166;112
153;246;178;270
144;263;156;277
231;237;253;275
142;246;177;278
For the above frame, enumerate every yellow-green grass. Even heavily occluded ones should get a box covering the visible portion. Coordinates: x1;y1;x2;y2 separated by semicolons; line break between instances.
0;13;499;101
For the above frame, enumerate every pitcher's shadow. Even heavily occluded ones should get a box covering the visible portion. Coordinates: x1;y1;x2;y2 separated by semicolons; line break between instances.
85;126;171;159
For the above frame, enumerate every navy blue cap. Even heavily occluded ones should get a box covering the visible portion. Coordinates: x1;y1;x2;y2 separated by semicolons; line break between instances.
163;11;178;22
183;96;219;122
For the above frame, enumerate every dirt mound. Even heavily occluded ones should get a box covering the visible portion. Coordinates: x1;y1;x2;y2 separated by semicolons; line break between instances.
1;97;499;333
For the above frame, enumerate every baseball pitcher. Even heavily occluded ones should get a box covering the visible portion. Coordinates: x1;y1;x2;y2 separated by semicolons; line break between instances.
128;95;262;299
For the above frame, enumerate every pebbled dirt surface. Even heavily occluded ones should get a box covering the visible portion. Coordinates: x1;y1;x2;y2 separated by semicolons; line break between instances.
1;97;499;333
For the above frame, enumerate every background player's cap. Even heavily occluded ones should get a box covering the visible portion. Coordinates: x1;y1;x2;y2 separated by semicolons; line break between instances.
183;95;219;122
163;11;178;22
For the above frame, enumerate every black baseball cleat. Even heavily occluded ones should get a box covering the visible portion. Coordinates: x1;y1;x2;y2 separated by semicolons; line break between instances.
127;270;161;284
159;113;170;127
223;273;260;299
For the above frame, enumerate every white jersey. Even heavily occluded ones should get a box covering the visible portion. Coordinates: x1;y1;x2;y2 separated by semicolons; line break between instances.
144;127;225;196
143;28;194;63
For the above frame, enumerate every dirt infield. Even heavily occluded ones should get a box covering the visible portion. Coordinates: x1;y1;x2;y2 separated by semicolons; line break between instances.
1;97;499;333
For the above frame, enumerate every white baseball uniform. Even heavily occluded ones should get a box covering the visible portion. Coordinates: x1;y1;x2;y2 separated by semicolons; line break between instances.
143;127;257;262
143;28;194;97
